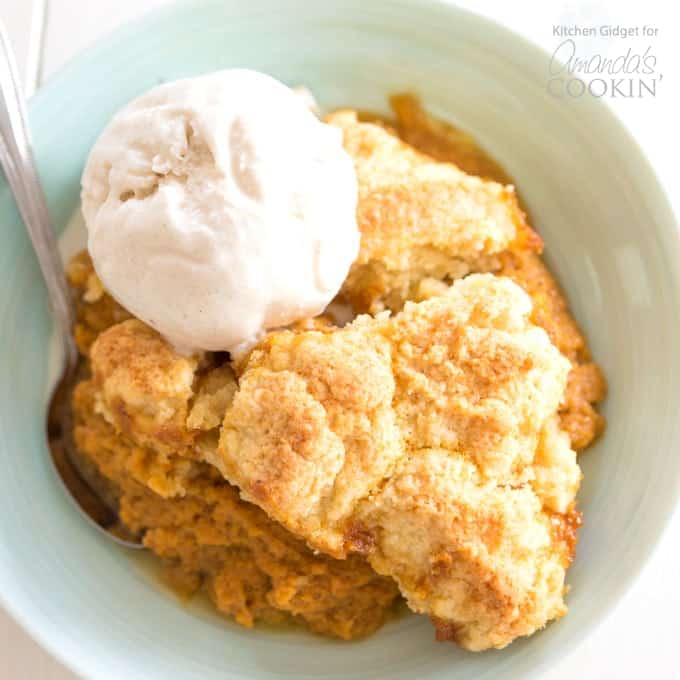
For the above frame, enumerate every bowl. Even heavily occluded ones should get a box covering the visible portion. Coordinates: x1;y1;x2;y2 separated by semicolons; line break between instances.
1;1;678;678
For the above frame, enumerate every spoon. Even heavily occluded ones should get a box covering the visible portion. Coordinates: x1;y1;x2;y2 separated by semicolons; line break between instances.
0;25;142;548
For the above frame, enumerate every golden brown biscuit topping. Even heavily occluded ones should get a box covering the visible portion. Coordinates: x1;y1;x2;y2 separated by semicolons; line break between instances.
67;96;606;651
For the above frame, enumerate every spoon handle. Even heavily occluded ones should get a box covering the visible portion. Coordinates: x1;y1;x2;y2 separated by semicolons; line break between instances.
0;24;75;342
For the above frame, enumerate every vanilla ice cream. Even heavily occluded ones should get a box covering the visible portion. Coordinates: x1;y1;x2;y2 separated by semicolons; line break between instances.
81;69;359;353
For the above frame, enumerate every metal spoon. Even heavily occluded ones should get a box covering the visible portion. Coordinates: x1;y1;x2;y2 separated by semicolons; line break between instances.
0;24;142;548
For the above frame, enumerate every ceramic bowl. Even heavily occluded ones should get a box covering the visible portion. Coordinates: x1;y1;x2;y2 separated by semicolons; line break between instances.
1;1;678;678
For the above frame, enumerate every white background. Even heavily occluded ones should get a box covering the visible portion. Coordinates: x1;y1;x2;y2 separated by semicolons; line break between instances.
0;1;678;678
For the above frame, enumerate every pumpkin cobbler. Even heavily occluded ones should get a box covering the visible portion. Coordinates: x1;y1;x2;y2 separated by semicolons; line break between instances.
68;95;605;651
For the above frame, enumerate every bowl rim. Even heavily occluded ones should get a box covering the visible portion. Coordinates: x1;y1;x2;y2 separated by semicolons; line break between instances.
2;0;679;677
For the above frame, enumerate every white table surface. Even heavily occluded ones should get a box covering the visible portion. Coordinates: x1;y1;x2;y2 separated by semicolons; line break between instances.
0;1;678;678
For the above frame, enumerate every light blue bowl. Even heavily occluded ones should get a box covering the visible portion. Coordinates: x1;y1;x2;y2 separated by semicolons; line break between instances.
1;1;678;678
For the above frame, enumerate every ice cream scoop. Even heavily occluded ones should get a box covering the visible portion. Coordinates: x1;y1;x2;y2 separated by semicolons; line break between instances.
81;69;359;354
